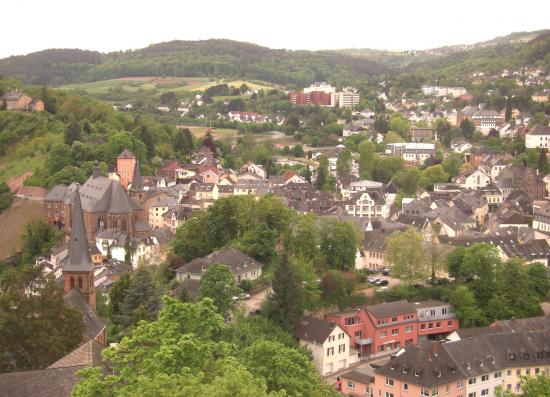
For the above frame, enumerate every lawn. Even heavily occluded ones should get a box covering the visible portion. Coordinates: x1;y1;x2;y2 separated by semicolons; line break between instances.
179;125;240;140
0;198;45;260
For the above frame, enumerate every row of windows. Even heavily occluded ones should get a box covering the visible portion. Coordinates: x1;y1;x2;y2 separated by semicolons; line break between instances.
419;320;453;330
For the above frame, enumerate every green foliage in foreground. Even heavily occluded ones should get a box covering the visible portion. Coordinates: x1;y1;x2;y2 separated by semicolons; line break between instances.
72;297;337;397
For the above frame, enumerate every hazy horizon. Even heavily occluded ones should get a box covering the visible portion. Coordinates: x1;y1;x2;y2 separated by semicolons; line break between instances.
2;0;549;58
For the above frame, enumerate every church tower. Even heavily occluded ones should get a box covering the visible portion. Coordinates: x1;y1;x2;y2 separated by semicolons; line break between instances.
128;160;145;204
63;184;96;310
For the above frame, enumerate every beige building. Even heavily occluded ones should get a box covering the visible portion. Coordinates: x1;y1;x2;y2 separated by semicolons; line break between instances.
294;316;359;375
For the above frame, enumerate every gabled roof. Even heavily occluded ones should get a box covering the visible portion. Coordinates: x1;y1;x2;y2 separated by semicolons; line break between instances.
293;316;340;344
376;341;465;387
366;299;416;319
175;248;262;276
48;339;103;369
117;148;135;159
64;185;94;272
527;124;550;136
63;289;105;342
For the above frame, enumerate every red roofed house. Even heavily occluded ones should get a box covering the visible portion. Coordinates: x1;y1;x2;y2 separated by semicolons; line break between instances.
1;91;44;112
197;165;220;184
282;170;306;185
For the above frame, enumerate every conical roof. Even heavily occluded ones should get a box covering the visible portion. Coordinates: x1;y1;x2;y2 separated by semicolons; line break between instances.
64;184;94;272
129;160;142;192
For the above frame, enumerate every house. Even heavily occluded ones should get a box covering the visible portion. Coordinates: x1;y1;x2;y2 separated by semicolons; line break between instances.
531;91;549;103
1;90;44;112
496;165;547;201
175;248;262;284
343;123;365;137
240;162;267;179
453;169;491;190
410;126;435;142
326;300;418;359
233;179;270;196
281;170;306;185
293;316;359;375
452;192;489;225
525;124;550;149
363;231;392;271
162;207;192;233
532;204;550;233
386;143;436;165
471;110;505;135
148;197;179;229
196;165;220;184
414;300;459;341
374;341;466;397
343;191;389;219
340;369;374;396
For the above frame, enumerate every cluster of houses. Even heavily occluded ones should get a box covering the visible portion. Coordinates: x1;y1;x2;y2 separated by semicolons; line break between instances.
0;90;44;112
335;315;550;397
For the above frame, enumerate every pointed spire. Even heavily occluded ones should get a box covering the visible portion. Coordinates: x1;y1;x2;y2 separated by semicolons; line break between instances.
129;160;142;192
64;184;94;272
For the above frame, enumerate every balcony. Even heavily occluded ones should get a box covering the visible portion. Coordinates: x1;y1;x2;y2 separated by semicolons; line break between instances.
356;338;373;345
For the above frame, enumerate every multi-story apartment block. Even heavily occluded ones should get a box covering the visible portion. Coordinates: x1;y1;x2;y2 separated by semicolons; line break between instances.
386;143;436;165
414;301;460;342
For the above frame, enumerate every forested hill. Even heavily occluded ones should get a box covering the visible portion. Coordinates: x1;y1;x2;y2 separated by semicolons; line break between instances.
0;39;387;88
0;49;104;86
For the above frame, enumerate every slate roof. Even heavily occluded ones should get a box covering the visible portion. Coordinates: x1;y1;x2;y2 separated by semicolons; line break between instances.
65;175;138;214
0;339;104;397
293;316;339;344
443;332;550;377
340;368;374;385
63;289;105;342
44;184;68;202
363;231;389;252
527;124;550;136
128;161;142;192
365;300;416;319
376;341;465;388
117;148;135;159
175;248;262;276
64;184;94;272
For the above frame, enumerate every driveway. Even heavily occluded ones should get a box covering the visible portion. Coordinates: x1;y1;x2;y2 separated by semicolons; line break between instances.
242;287;271;314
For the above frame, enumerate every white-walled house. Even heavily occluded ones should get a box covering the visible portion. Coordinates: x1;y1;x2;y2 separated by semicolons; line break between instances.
454;169;491;189
294;316;359;375
525;124;550;149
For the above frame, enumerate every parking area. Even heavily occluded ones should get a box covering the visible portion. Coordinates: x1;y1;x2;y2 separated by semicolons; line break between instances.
358;274;402;297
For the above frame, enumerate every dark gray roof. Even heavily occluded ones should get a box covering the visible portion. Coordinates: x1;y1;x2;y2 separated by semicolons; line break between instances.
363;231;389;252
48;339;103;369
66;175;138;214
44;184;68;202
527;124;550;136
376;341;466;388
340;369;374;385
175;248;262;276
64;184;94;272
117;148;135;159
293;316;339;344
63;289;105;342
129;161;142;192
443;331;550;377
497;316;550;333
0;366;82;397
366;300;416;319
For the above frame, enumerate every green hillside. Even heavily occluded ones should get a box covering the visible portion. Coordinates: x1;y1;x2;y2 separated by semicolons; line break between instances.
0;39;387;88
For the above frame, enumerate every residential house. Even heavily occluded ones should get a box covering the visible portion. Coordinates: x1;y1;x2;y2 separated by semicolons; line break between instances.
410;126;435;142
471;110;505;135
196;165;220;184
175;248;262;284
343;124;365;137
240;162;267;179
451;139;472;154
386;143;436;165
148;197;179;229
496;165;546;201
1;90;44;112
162;207;192;233
340;369;374;396
294;316;359;375
343;191;389;218
452;192;489;225
525;124;550;149
233;179;270;196
531;91;549;103
414;300;459;342
453;169;491;190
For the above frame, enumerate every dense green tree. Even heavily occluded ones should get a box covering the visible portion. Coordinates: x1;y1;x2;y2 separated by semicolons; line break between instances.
108;272;131;321
63;120;81;145
20;219;62;264
45;143;72;175
315;154;330;191
528;263;550;301
199;264;240;318
386;227;428;284
73;297;335;396
264;256;304;332
138;125;155;159
0;182;13;213
498;258;540;318
171;213;211;261
373;156;405;183
285;213;320;263
319;218;358;271
173;128;194;155
319;270;357;309
447;285;486;327
459;119;476;140
235;223;278;263
0;266;85;372
496;374;550;396
442;153;464;178
118;266;161;326
336;149;353;178
358;140;375;178
419;164;450;189
292;144;304;158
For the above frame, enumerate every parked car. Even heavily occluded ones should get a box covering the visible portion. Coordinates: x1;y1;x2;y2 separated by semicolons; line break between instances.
367;277;376;284
381;268;390;276
377;279;389;286
376;286;389;292
232;293;251;301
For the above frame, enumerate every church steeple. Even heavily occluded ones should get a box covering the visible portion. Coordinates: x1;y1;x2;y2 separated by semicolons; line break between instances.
129;160;142;192
63;184;96;309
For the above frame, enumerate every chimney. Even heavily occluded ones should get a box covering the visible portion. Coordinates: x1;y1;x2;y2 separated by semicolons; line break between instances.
330;321;336;329
92;161;100;179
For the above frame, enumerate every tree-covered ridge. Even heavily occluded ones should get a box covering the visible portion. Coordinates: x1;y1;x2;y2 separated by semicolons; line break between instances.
0;49;103;86
0;39;386;88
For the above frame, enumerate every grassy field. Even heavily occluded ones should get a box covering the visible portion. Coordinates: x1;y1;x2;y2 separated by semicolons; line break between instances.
61;77;279;98
0;198;45;260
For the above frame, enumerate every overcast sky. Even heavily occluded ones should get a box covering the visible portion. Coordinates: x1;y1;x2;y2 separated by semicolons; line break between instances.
2;0;549;58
